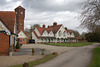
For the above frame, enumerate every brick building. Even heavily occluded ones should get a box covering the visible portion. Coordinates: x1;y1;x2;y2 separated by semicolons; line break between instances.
0;6;27;56
32;22;76;43
15;6;27;44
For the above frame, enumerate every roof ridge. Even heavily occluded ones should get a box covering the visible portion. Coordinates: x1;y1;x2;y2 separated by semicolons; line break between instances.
0;11;15;12
15;5;25;10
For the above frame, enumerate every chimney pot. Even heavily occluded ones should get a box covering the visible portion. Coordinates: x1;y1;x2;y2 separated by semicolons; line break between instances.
65;27;67;30
53;22;57;27
48;25;50;28
42;24;45;28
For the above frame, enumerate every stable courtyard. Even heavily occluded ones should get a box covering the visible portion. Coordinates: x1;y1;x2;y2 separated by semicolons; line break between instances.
0;44;74;67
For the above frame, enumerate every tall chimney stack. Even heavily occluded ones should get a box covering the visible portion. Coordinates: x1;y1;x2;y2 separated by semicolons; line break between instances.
53;22;57;27
65;27;67;30
42;24;45;28
48;25;50;28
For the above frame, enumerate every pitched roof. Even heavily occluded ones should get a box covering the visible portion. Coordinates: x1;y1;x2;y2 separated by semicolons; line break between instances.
22;30;27;37
33;31;38;38
33;31;55;38
36;24;62;35
67;30;73;34
47;25;62;34
0;11;15;33
36;27;45;35
15;6;25;10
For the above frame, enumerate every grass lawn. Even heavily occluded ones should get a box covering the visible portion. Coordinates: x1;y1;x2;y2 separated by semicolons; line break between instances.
89;46;100;67
9;54;57;67
44;42;93;47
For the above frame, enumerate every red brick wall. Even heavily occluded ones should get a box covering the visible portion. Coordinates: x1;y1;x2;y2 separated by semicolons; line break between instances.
15;6;25;33
18;38;27;44
0;33;9;56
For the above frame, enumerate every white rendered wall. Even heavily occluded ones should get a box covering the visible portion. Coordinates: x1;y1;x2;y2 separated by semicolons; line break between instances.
55;25;67;39
18;31;27;38
42;30;48;36
0;26;3;30
48;31;54;37
35;28;41;36
32;32;38;43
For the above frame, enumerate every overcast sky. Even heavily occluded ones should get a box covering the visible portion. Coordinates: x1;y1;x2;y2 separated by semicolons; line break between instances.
0;0;87;34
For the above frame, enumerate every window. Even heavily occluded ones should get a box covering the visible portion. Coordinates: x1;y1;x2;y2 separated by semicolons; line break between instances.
49;31;53;35
22;39;25;42
61;39;63;41
20;34;22;36
21;12;23;14
20;28;22;31
51;39;53;41
44;31;47;35
59;31;61;36
63;32;66;36
18;39;20;41
42;38;43;41
20;22;22;25
50;32;51;35
44;32;46;34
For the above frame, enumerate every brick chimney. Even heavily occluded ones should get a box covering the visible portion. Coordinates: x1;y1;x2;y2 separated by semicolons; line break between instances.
53;22;57;27
48;25;50;28
42;24;45;28
65;27;67;30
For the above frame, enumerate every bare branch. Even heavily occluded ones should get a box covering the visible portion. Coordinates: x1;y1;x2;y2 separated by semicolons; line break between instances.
79;0;100;32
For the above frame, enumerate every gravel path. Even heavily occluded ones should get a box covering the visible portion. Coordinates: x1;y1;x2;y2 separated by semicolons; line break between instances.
13;48;50;56
35;43;100;67
0;55;44;67
0;44;75;67
22;44;75;54
1;43;97;67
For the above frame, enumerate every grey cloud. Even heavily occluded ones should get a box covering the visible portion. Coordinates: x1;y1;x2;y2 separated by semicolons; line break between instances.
0;0;7;5
0;0;87;33
22;0;83;12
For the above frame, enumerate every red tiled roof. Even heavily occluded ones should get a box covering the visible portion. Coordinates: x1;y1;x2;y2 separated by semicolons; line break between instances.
33;31;38;38
36;27;45;35
33;31;55;38
0;11;16;33
36;24;62;35
65;27;73;34
65;29;73;34
48;25;62;34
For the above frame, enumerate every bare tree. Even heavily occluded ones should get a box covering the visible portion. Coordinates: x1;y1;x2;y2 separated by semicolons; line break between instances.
25;28;30;33
80;0;100;32
30;24;40;33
